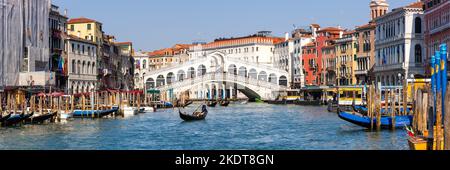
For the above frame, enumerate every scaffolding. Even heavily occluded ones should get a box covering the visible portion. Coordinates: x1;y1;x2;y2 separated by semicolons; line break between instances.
0;0;50;88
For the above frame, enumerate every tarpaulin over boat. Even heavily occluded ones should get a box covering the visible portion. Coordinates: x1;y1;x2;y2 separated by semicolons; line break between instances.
0;0;50;88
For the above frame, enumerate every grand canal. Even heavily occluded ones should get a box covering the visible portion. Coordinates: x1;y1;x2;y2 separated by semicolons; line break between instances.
0;103;408;150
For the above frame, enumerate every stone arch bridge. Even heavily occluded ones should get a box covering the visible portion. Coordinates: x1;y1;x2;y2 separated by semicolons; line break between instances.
143;51;289;100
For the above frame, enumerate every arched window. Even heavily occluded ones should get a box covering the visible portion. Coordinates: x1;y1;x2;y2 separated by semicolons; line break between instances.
92;62;95;74
279;76;288;86
77;61;81;74
72;60;76;73
82;61;86;74
415;44;422;63
87;62;91;74
143;60;147;69
415;17;422;34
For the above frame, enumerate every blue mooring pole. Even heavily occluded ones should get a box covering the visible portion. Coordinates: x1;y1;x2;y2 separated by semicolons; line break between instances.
441;44;448;118
436;51;442;94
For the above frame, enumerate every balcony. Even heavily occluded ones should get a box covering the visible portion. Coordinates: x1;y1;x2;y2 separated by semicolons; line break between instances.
355;70;368;75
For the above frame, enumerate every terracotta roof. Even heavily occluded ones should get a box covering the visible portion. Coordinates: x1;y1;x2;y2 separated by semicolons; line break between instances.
317;27;343;33
405;1;424;8
68;17;101;24
115;42;133;45
343;30;356;35
311;24;321;28
199;36;284;50
356;23;376;30
67;35;96;45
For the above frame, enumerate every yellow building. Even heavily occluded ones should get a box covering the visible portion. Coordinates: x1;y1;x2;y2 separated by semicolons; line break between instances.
67;17;103;44
335;31;358;86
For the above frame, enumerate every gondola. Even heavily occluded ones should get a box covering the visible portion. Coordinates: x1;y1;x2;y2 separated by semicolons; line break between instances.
184;101;193;107
338;111;413;129
72;108;118;118
207;101;218;107
179;105;208;121
220;101;230;107
24;111;57;124
295;100;321;106
2;112;34;127
0;113;12;122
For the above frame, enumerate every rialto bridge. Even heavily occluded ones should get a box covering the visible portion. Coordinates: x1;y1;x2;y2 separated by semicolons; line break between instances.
143;51;290;101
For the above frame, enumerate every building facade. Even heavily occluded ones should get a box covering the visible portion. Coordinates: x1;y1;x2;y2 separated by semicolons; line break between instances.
355;23;376;85
49;4;68;91
374;2;425;86
321;39;337;86
336;31;358;86
423;0;450;75
67;35;98;94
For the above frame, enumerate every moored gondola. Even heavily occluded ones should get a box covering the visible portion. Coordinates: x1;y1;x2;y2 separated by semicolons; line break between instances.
72;108;118;118
0;113;12;122
2;112;34;127
179;105;208;121
24;111;57;124
207;101;218;107
220;100;230;107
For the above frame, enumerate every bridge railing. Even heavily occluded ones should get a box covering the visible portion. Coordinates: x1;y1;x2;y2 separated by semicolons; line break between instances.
158;72;288;91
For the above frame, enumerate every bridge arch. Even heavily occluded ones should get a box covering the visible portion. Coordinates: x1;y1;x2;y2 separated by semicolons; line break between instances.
228;64;237;75
197;65;207;77
167;72;175;85
188;67;196;79
279;76;288;86
156;75;165;87
238;66;247;77
268;73;277;84
177;70;186;81
146;78;155;89
258;71;268;81
249;69;257;79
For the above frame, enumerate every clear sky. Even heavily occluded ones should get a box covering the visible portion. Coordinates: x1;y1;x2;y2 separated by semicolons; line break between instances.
53;0;418;51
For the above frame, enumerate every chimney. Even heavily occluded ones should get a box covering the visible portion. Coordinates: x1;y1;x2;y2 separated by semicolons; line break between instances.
285;32;289;41
64;9;68;17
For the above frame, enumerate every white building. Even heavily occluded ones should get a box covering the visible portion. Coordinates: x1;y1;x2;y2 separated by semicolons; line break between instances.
67;35;98;94
189;32;283;67
274;32;313;89
374;2;425;86
133;51;150;90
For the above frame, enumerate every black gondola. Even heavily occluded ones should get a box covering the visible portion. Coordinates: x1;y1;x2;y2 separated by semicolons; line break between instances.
179;105;208;121
220;101;230;107
0;113;12;122
207;101;218;107
24;112;57;124
2;112;34;127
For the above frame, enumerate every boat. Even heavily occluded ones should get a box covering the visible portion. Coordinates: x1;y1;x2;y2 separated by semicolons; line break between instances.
2;112;34;127
179;105;208;121
24;111;57;124
295;100;321;106
338;111;413;129
122;107;138;117
0;113;12;122
407;126;444;150
267;99;288;105
72;108;118;118
352;105;368;115
141;106;156;113
207;101;218;107
220;101;230;107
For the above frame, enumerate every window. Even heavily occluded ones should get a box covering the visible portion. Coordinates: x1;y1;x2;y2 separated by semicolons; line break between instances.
415;17;422;34
70;25;74;31
71;43;75;53
87;24;92;30
415;44;422;63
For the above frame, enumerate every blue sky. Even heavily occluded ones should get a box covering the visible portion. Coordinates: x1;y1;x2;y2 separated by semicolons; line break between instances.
53;0;418;51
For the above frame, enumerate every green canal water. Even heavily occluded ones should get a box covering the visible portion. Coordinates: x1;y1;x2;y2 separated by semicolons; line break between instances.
0;103;408;150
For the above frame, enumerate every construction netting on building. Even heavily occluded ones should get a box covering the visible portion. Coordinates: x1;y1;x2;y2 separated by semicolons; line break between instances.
0;0;50;88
